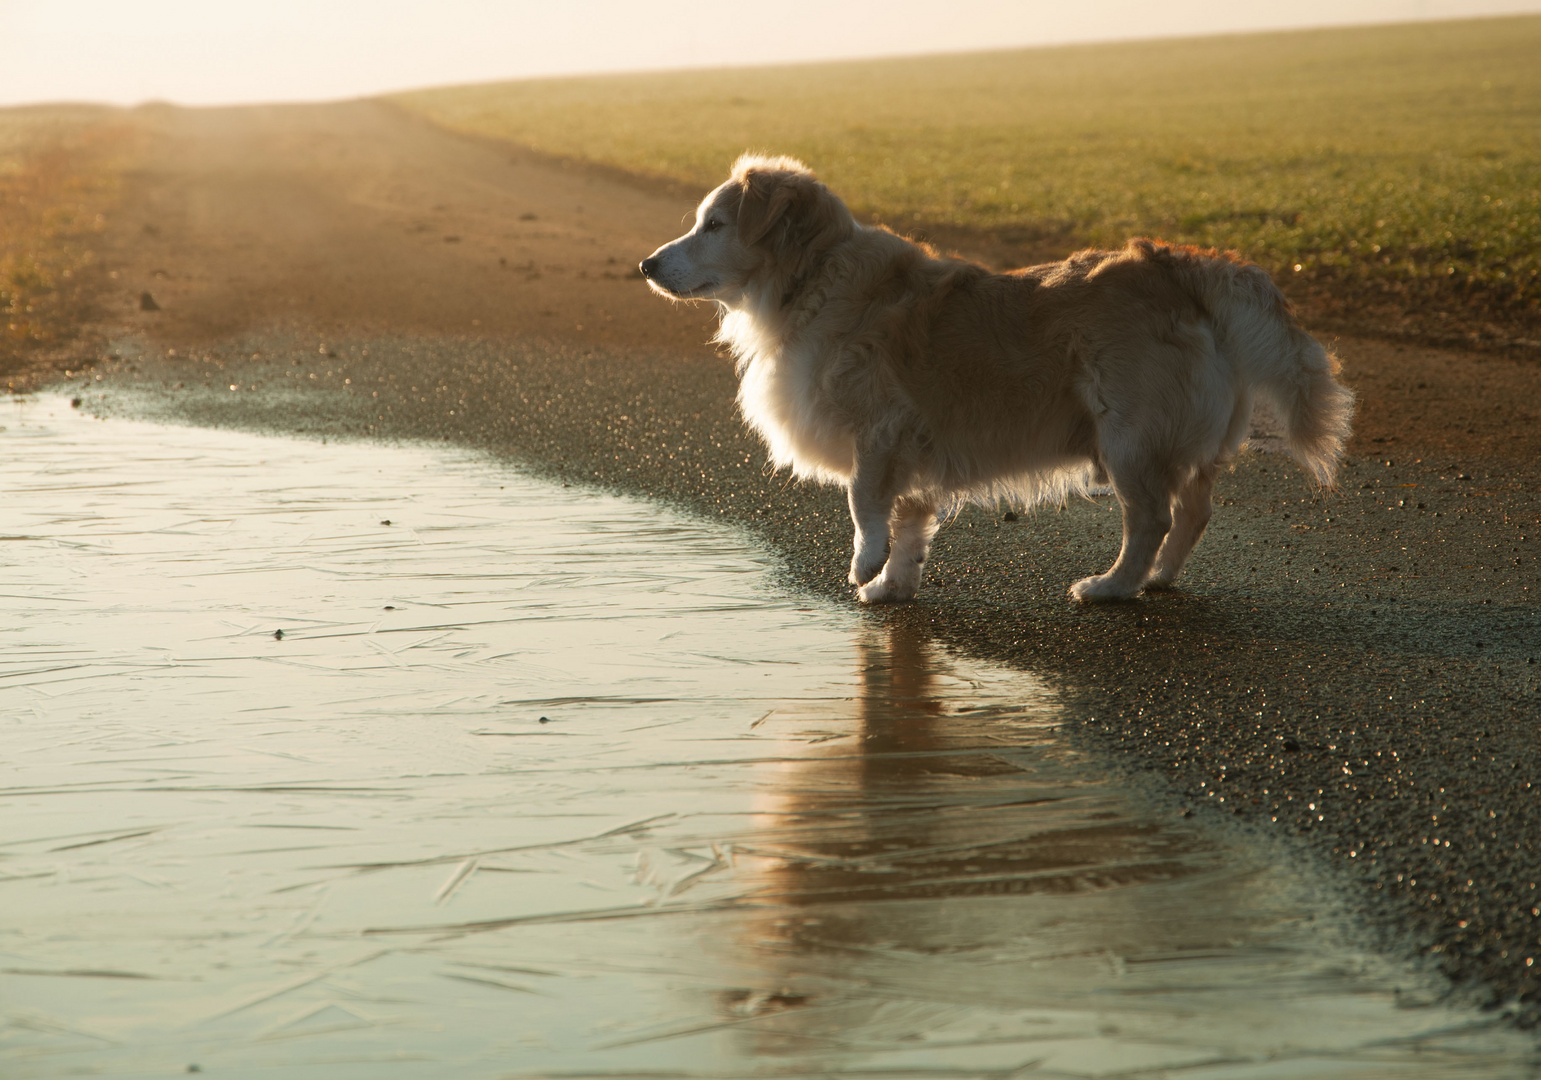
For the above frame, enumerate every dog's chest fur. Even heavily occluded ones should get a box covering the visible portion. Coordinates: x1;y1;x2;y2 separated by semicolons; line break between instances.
724;310;858;485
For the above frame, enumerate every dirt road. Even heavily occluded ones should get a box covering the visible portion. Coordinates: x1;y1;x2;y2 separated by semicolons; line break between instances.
95;99;718;356
52;100;1541;1020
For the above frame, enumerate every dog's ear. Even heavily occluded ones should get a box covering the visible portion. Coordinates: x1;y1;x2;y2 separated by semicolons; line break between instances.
736;168;850;256
736;168;800;248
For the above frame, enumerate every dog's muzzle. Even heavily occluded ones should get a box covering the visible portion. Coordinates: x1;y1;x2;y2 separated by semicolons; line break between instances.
639;257;661;280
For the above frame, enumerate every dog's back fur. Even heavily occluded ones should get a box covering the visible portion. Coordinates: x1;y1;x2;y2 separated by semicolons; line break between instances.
642;156;1354;603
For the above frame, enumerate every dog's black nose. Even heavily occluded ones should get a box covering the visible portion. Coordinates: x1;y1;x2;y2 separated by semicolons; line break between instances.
639;257;660;280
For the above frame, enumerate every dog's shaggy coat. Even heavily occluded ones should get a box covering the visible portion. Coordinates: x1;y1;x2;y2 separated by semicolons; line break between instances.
640;155;1354;603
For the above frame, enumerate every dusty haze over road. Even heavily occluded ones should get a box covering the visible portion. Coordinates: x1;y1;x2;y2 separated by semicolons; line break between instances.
107;101;717;356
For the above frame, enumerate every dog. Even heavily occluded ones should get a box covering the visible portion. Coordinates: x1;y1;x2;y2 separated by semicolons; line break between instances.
640;155;1354;603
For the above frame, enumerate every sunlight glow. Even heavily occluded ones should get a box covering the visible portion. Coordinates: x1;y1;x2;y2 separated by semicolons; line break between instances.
4;0;1540;107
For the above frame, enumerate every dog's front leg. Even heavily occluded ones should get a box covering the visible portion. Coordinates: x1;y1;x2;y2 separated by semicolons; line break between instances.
846;441;898;588
857;497;938;604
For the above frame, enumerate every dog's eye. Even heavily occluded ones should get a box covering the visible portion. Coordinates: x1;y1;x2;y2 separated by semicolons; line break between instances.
702;219;722;233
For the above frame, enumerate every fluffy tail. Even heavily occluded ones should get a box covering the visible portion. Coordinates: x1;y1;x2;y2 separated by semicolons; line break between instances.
1146;241;1356;487
1267;328;1356;487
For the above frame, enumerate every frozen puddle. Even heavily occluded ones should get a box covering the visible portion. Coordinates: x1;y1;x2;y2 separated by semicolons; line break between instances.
2;396;1533;1078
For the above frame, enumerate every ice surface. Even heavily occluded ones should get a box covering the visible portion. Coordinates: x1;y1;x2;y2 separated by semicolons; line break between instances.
1;397;1533;1078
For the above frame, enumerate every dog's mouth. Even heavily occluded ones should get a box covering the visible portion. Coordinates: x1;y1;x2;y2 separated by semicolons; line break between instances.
647;278;718;300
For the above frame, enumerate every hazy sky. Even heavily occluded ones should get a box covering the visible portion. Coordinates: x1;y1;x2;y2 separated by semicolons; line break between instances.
4;0;1540;107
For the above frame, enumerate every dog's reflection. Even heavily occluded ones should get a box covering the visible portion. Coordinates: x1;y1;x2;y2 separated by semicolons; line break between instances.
736;622;1056;906
708;624;1043;1051
709;623;1213;1056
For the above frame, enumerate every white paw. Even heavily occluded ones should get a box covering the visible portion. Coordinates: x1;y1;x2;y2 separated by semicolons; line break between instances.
1069;574;1142;602
857;573;917;604
849;554;886;586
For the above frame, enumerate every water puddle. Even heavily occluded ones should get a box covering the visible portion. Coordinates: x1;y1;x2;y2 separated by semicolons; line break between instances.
3;397;1535;1078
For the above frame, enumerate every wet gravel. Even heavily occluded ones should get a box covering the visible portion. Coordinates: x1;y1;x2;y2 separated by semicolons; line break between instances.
74;325;1541;1023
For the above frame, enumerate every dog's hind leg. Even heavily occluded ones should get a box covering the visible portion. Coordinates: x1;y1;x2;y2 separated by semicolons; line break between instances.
1069;461;1173;602
1147;463;1217;588
858;497;938;604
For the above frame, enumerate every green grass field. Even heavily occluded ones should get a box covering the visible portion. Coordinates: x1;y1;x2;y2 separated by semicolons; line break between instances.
396;16;1541;346
0;106;133;376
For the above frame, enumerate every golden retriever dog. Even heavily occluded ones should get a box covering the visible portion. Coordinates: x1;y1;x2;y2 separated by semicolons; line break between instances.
640;155;1354;603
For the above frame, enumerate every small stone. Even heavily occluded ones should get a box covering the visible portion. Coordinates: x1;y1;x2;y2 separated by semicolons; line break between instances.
139;291;160;311
273;629;284;640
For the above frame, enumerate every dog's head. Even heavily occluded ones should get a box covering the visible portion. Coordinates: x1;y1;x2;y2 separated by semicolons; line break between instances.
640;155;853;306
